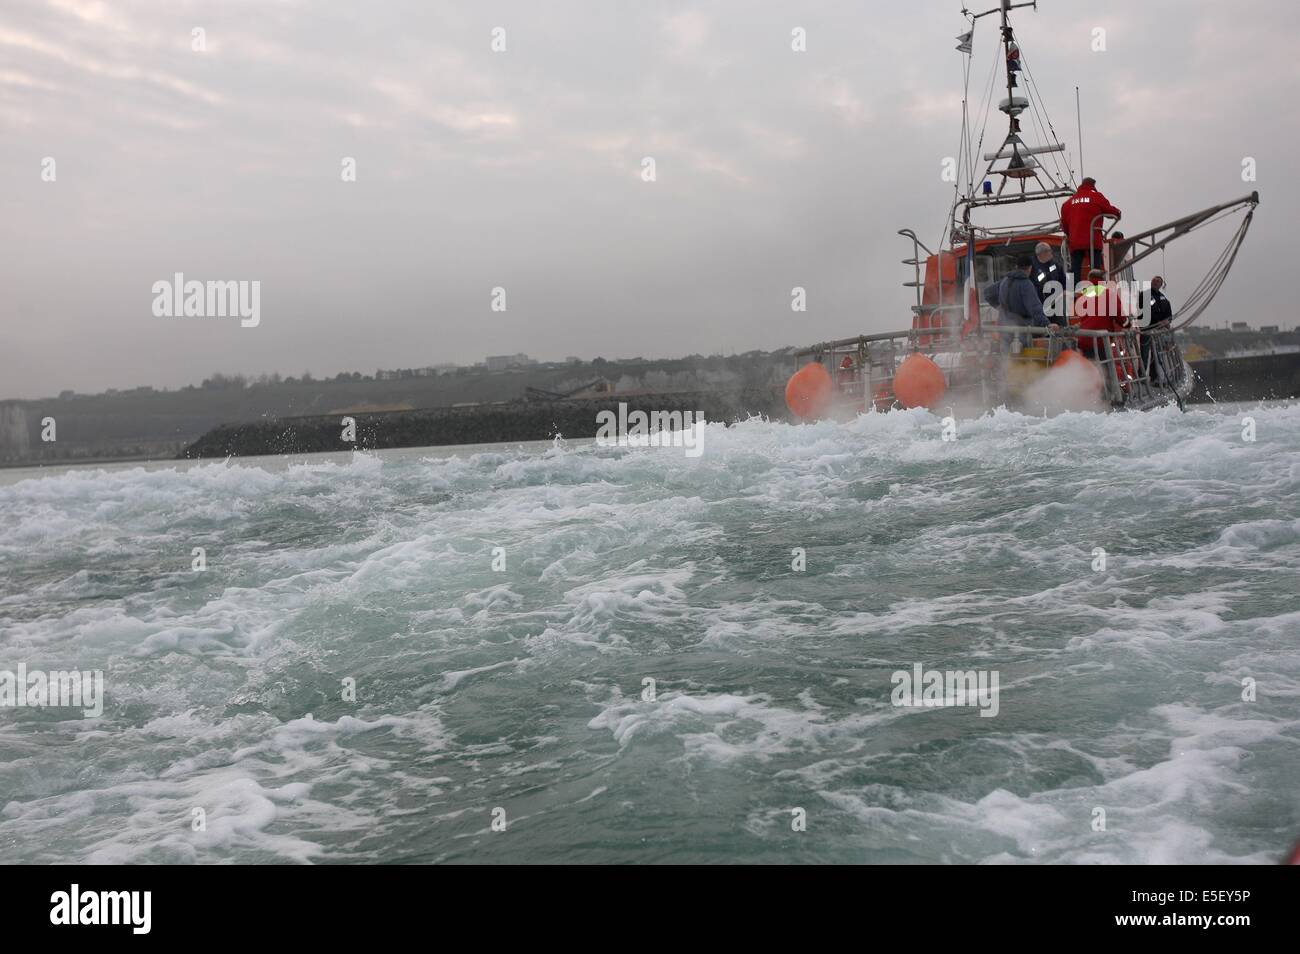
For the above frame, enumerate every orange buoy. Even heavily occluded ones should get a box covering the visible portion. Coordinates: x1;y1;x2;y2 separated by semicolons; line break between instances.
784;361;834;420
893;353;946;409
1051;348;1104;398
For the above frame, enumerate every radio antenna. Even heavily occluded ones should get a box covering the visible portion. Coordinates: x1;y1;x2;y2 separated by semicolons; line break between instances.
1075;85;1084;179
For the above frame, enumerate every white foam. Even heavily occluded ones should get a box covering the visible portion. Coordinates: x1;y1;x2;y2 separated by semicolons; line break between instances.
3;400;1297;862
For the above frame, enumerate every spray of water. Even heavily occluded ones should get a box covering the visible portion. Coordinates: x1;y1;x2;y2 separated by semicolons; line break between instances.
1023;357;1107;414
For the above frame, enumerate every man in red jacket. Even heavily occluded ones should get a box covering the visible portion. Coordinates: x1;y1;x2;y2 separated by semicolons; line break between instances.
1074;268;1129;359
1060;177;1121;283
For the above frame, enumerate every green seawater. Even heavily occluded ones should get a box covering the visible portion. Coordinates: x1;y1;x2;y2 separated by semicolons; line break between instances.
1;404;1297;863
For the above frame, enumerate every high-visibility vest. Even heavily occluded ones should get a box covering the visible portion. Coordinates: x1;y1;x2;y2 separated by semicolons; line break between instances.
1069;282;1100;322
1075;282;1106;316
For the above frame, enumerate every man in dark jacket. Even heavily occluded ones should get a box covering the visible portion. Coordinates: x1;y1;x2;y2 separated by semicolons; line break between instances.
1137;276;1173;328
987;255;1060;348
1031;241;1067;319
1060;177;1121;282
1137;276;1174;381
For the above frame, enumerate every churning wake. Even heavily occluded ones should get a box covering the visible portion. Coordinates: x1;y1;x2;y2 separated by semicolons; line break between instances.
1;402;1297;863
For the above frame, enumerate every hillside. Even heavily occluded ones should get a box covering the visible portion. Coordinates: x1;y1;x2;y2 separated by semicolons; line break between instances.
0;352;790;465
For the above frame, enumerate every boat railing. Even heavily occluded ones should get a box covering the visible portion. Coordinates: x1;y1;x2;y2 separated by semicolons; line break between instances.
984;324;1185;407
1077;325;1185;408
794;324;1186;410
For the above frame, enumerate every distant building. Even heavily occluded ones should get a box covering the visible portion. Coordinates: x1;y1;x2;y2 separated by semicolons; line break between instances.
373;366;444;380
485;353;535;371
1230;322;1250;332
565;356;582;365
1260;325;1280;334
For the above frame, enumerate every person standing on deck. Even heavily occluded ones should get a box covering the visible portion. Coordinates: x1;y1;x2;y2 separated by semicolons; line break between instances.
1072;268;1100;322
1061;177;1121;283
1137;276;1173;329
1075;268;1129;358
1137;276;1175;381
1031;241;1067;320
836;354;856;394
989;255;1061;349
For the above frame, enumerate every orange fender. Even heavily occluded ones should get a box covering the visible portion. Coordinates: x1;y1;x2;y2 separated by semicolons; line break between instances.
785;362;834;420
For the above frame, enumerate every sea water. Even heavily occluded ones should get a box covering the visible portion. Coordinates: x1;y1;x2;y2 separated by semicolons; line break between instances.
1;403;1296;863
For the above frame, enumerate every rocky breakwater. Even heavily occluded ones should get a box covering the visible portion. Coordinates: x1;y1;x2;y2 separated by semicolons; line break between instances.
179;389;787;458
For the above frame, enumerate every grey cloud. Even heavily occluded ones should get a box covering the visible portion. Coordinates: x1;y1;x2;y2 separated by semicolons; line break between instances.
0;0;1291;398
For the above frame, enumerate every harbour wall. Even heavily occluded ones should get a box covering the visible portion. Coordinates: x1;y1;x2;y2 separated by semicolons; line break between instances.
174;353;1300;459
179;390;786;459
1187;354;1300;403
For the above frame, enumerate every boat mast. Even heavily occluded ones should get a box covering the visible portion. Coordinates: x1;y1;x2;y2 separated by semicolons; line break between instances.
959;0;1070;216
956;0;1066;334
999;0;1018;137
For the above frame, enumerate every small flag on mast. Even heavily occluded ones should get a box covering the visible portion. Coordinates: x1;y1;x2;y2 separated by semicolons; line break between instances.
955;30;973;54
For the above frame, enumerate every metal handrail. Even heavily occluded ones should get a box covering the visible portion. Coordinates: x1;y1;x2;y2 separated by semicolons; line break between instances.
899;228;949;340
898;229;928;314
795;324;1185;407
1087;210;1121;275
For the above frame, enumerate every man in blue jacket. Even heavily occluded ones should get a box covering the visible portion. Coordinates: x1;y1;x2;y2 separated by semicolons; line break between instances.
984;255;1060;348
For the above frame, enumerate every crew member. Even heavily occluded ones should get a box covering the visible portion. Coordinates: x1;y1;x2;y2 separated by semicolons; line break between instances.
1061;177;1121;283
1137;276;1174;381
1075;268;1129;359
1031;241;1067;320
1138;276;1173;328
991;255;1061;349
837;354;856;393
1072;267;1100;312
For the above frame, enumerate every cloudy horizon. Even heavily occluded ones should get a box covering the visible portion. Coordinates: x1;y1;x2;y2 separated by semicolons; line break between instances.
3;0;1293;399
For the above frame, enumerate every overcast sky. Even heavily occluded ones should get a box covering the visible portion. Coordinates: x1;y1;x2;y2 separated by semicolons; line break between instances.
2;0;1294;399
